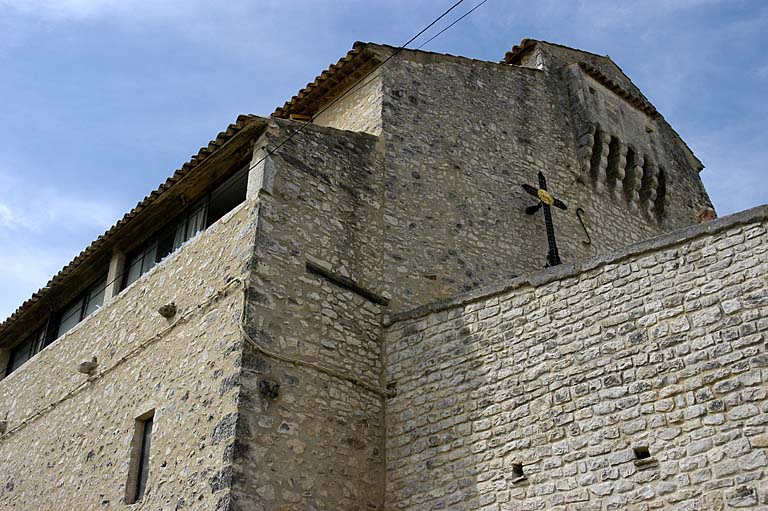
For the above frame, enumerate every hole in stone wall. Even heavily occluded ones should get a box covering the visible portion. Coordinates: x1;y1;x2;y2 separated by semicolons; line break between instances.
511;463;526;481
633;446;651;460
633;445;658;468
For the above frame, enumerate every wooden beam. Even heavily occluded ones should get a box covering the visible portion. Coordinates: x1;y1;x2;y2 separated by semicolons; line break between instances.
306;261;389;306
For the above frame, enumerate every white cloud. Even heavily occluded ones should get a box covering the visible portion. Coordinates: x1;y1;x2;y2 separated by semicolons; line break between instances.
1;0;194;20
0;162;123;319
0;169;120;233
0;238;69;320
0;203;13;227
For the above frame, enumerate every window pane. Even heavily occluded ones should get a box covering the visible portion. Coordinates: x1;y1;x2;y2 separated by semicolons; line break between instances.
125;243;157;289
141;244;158;273
6;334;36;375
124;253;144;288
187;205;207;239
57;299;83;337
84;277;107;317
172;204;207;252
119;167;246;293
136;417;153;500
172;221;186;252
208;166;247;226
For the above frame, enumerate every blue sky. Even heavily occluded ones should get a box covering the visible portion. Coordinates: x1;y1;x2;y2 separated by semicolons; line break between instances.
0;0;766;320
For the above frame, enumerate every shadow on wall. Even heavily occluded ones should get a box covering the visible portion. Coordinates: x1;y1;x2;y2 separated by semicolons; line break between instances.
385;214;768;510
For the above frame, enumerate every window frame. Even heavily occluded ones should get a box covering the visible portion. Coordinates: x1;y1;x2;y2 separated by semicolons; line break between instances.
3;163;249;377
3;273;107;378
126;410;155;504
52;273;108;340
120;164;248;291
4;327;46;377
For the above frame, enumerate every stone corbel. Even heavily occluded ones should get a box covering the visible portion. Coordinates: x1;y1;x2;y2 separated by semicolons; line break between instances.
627;150;644;212
594;128;609;191
577;126;595;180
643;162;659;217
613;141;628;201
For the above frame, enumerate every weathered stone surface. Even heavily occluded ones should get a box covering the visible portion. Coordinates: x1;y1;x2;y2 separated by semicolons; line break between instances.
385;215;768;510
0;202;255;509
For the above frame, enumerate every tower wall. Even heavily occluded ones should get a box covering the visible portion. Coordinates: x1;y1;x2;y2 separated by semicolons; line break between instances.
0;41;724;511
375;47;712;312
384;206;768;510
232;120;387;510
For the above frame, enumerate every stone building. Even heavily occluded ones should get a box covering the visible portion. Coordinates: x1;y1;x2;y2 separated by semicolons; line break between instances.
0;39;765;510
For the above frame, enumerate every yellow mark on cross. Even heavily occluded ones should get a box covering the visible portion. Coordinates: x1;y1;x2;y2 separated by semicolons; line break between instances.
537;189;554;206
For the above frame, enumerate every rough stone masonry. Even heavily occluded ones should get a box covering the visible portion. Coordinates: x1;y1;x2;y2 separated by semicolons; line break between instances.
1;38;759;511
384;206;768;511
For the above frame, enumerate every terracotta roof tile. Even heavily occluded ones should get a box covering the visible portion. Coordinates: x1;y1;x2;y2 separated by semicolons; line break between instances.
273;42;380;119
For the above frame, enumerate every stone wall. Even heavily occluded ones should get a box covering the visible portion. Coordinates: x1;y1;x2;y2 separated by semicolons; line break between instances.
375;47;712;313
313;67;384;136
384;206;768;510
0;201;257;510
231;120;388;510
273;43;713;316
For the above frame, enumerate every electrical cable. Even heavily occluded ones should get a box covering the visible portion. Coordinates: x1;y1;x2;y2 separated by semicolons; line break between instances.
247;0;466;170
237;282;395;398
1;277;242;439
5;0;488;394
25;165;254;345
416;0;490;50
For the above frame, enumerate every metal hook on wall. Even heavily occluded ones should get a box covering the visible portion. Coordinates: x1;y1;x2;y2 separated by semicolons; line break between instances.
576;207;592;245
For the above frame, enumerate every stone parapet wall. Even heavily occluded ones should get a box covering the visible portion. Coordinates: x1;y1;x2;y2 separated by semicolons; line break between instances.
384;206;768;510
0;202;258;510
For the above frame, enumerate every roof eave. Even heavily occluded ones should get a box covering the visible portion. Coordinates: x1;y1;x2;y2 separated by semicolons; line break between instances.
0;114;269;342
272;42;384;120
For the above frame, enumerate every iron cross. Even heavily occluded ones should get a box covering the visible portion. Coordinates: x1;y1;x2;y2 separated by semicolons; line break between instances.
521;171;568;267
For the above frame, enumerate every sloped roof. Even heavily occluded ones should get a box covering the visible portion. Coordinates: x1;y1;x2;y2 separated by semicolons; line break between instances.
578;60;658;118
273;42;383;119
0;114;266;337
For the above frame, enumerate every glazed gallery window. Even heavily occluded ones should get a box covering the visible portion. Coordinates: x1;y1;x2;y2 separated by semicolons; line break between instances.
5;328;45;376
56;275;108;338
122;165;248;289
122;201;208;289
4;274;107;377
